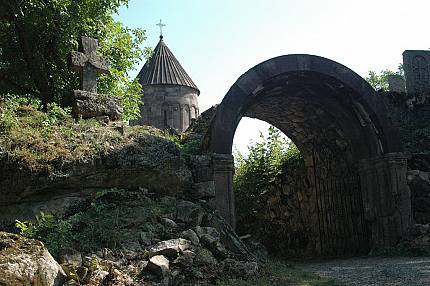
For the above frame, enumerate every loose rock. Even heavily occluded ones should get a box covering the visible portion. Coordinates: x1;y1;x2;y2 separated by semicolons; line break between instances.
147;255;170;277
180;229;200;245
148;238;191;258
0;232;67;286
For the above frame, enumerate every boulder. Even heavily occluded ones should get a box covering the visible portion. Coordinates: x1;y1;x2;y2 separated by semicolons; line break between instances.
194;226;221;241
175;200;205;226
172;249;195;267
200;235;228;259
161;217;178;229
193;247;218;266
180;229;200;245
147;255;170;277
148;238;191;258
0;232;67;286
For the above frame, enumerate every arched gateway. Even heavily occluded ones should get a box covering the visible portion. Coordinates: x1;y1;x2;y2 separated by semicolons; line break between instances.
204;54;412;255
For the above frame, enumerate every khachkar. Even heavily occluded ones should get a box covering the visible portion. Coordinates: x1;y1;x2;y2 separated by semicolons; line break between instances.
69;36;122;121
403;50;430;105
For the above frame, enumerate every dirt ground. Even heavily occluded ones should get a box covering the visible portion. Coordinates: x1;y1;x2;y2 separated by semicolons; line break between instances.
295;256;430;286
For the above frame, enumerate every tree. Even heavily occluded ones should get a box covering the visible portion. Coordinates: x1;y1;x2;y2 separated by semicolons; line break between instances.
365;64;404;91
0;0;146;120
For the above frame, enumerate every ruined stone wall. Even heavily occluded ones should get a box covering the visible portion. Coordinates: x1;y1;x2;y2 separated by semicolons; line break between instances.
380;91;430;224
131;85;199;133
254;154;370;257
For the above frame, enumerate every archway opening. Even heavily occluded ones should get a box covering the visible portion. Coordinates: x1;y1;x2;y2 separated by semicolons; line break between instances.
231;92;371;257
205;55;409;257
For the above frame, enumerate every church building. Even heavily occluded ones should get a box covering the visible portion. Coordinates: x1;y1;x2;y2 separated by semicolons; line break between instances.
131;24;199;133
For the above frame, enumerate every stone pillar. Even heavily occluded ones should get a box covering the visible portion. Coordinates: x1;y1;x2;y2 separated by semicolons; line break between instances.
188;155;216;202
213;153;236;229
358;152;412;249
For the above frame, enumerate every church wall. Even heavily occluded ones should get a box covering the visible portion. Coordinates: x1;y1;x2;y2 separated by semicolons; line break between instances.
130;84;199;133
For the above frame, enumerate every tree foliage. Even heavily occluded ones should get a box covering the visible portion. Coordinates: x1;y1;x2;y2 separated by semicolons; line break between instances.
0;0;146;120
233;126;301;234
365;64;404;91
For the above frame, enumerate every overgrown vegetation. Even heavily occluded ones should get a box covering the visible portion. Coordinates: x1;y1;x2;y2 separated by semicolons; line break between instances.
15;188;175;257
233;126;302;235
365;66;430;170
179;105;217;156
365;64;404;91
0;0;146;120
216;257;340;286
0;95;176;172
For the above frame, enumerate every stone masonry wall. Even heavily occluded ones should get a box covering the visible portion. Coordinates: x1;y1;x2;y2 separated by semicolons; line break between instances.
131;85;199;133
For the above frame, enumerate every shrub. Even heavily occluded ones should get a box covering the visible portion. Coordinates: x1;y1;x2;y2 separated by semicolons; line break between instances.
233;126;301;235
16;211;73;257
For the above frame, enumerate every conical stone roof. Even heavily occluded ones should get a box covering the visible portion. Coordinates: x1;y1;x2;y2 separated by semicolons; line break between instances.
137;37;199;94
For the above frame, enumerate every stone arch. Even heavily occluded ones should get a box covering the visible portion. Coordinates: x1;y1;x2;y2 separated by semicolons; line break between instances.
204;54;411;254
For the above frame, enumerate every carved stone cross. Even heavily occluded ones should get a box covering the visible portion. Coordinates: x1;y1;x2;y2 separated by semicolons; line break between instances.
69;36;109;93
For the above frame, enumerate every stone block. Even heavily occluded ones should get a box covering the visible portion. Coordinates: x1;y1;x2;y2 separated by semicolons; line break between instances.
72;90;122;121
191;181;215;199
189;155;213;182
387;75;406;92
403;50;430;95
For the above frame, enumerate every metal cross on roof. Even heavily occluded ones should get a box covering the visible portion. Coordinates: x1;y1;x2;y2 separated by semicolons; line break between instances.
69;36;109;93
156;19;166;38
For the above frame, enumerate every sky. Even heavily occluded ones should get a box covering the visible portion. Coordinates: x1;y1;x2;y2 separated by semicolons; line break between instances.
116;0;430;155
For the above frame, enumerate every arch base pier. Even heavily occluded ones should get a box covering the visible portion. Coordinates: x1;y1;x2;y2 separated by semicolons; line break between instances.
358;152;412;249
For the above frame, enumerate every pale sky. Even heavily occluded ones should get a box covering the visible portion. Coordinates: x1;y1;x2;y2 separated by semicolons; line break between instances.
116;0;429;154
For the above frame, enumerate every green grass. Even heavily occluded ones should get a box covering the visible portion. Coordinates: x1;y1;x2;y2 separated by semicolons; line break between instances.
217;257;341;286
0;97;177;172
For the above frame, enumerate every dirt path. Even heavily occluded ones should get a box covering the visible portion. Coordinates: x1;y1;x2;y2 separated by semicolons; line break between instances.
295;256;430;286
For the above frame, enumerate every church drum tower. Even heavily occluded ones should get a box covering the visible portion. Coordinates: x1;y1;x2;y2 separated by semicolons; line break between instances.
131;26;200;133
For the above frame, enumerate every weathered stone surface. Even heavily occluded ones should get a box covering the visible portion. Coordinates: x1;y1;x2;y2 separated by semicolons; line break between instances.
191;181;216;199
189;155;213;182
172;249;195;267
403;50;430;97
193;247;218;266
194;226;221;241
69;36;109;93
408;170;430;224
148;238;191;258
73;90;122;121
175;200;205;226
387;75;406;92
204;54;406;255
160;217;178;228
131;35;200;134
201;235;228;259
0;134;192;224
180;229;200;245
147;255;170;276
130;84;199;133
0;232;67;286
